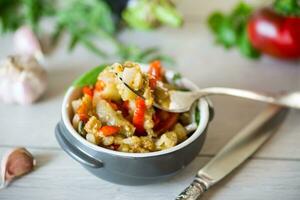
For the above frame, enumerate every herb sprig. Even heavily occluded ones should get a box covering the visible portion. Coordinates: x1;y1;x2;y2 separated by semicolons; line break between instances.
208;2;260;59
0;0;182;64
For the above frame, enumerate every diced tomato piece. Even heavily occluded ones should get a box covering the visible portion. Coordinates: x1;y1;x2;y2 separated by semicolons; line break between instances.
95;80;105;92
82;86;94;97
100;126;120;136
154;110;178;134
133;97;146;133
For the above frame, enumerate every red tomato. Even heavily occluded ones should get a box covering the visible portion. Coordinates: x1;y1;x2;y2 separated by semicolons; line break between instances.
132;97;146;133
247;8;300;59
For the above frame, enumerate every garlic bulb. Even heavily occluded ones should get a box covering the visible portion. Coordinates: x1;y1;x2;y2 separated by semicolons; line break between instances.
13;26;44;63
1;148;35;189
0;55;47;104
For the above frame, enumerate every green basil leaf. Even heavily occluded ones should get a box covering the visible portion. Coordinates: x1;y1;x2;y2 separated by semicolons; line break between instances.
73;64;107;87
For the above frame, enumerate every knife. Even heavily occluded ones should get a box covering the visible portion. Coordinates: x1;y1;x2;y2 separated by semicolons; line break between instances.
176;105;288;200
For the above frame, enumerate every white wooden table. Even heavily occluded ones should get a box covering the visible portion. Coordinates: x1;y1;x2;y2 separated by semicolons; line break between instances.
0;1;299;199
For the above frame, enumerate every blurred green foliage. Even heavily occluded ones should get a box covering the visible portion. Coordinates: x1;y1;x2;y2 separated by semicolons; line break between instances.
0;0;182;64
274;0;300;16
207;2;261;59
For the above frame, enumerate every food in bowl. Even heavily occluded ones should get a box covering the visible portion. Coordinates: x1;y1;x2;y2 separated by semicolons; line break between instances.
56;61;211;185
71;61;195;153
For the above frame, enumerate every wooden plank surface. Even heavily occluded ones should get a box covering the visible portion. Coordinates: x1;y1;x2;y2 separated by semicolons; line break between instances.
0;21;299;158
0;147;299;200
0;0;300;199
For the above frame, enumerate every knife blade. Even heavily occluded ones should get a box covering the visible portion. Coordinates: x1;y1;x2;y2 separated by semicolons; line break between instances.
176;105;289;200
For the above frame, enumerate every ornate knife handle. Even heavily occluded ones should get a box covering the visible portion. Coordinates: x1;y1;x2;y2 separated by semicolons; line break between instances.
175;174;212;200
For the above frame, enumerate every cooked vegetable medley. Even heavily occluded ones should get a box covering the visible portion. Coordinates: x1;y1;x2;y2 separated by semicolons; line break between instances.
71;61;192;153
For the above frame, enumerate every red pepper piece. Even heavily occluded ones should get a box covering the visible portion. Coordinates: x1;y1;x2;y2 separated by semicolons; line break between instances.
82;86;94;97
133;97;146;133
100;126;120;136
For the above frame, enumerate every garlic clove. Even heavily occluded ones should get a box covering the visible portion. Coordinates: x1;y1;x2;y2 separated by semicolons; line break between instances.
1;148;36;189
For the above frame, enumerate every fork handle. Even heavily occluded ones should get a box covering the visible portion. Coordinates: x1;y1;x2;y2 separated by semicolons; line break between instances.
199;87;300;109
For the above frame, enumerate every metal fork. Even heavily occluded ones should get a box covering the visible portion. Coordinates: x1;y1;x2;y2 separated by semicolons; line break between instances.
116;74;300;112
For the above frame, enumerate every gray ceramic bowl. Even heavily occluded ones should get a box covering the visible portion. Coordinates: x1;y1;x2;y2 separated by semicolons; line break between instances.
55;68;214;185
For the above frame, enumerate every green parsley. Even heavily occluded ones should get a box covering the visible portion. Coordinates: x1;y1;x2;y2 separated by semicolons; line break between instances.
207;2;261;59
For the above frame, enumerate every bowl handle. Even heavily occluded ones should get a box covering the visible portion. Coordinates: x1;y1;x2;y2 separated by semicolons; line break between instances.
55;123;103;168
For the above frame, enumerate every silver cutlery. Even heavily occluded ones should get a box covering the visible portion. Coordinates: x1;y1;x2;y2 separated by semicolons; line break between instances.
161;87;299;112
175;105;288;200
117;73;299;112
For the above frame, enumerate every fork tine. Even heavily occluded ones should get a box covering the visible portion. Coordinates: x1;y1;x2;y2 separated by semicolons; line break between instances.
114;72;145;98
